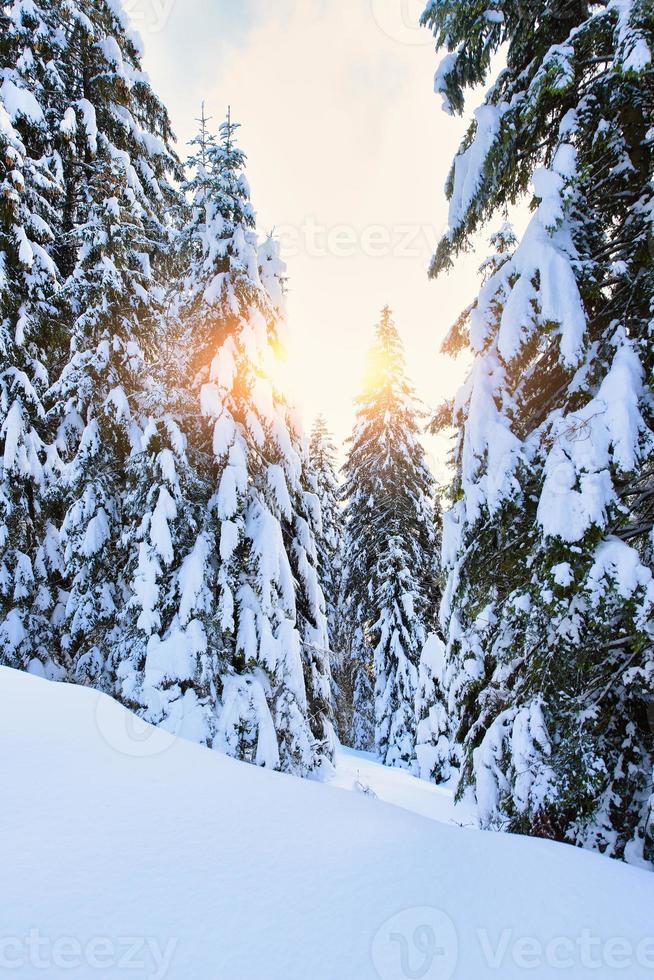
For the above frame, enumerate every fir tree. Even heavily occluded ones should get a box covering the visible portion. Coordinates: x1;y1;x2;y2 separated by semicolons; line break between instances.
181;113;334;775
414;634;451;784
309;415;346;734
342;308;436;767
287;408;337;771
110;103;219;744
414;494;448;783
309;416;342;644
113;392;220;744
49;0;182;689
424;0;654;863
0;1;65;678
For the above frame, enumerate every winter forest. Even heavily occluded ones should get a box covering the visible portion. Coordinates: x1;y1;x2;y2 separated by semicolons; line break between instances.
2;0;654;977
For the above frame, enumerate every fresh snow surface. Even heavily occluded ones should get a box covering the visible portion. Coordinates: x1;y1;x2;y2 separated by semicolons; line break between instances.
2;668;654;980
330;747;478;829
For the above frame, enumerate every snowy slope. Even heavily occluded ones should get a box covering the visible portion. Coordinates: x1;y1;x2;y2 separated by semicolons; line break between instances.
331;746;479;828
1;668;653;980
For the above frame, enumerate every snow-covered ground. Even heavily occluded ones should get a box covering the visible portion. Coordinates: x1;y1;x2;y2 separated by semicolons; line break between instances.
330;746;479;829
2;668;653;980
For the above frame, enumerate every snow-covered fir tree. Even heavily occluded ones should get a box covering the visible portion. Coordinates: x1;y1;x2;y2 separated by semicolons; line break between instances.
342;308;436;767
413;485;449;779
414;633;451;784
49;0;182;690
181;113;334;775
309;416;342;643
424;0;654;864
286;404;337;771
309;415;346;733
0;2;64;678
113;377;221;744
109;105;222;745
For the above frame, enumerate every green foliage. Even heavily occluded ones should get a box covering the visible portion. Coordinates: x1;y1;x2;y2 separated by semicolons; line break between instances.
426;0;654;864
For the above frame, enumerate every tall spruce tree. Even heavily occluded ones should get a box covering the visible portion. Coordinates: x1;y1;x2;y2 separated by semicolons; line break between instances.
423;0;654;864
0;2;64;678
342;308;436;768
110;105;220;744
414;492;448;783
48;0;182;690
181;113;334;775
309;416;342;645
309;415;346;733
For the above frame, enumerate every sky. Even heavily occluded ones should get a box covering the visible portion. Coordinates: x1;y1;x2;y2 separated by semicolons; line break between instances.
124;0;483;475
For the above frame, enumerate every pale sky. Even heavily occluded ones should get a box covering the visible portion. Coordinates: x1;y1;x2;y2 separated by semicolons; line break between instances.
126;0;483;475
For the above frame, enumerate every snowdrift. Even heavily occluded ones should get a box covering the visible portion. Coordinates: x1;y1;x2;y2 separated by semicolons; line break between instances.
1;668;653;979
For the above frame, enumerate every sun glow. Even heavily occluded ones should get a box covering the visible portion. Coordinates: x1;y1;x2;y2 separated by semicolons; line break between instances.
267;341;294;397
361;334;397;398
135;0;479;477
